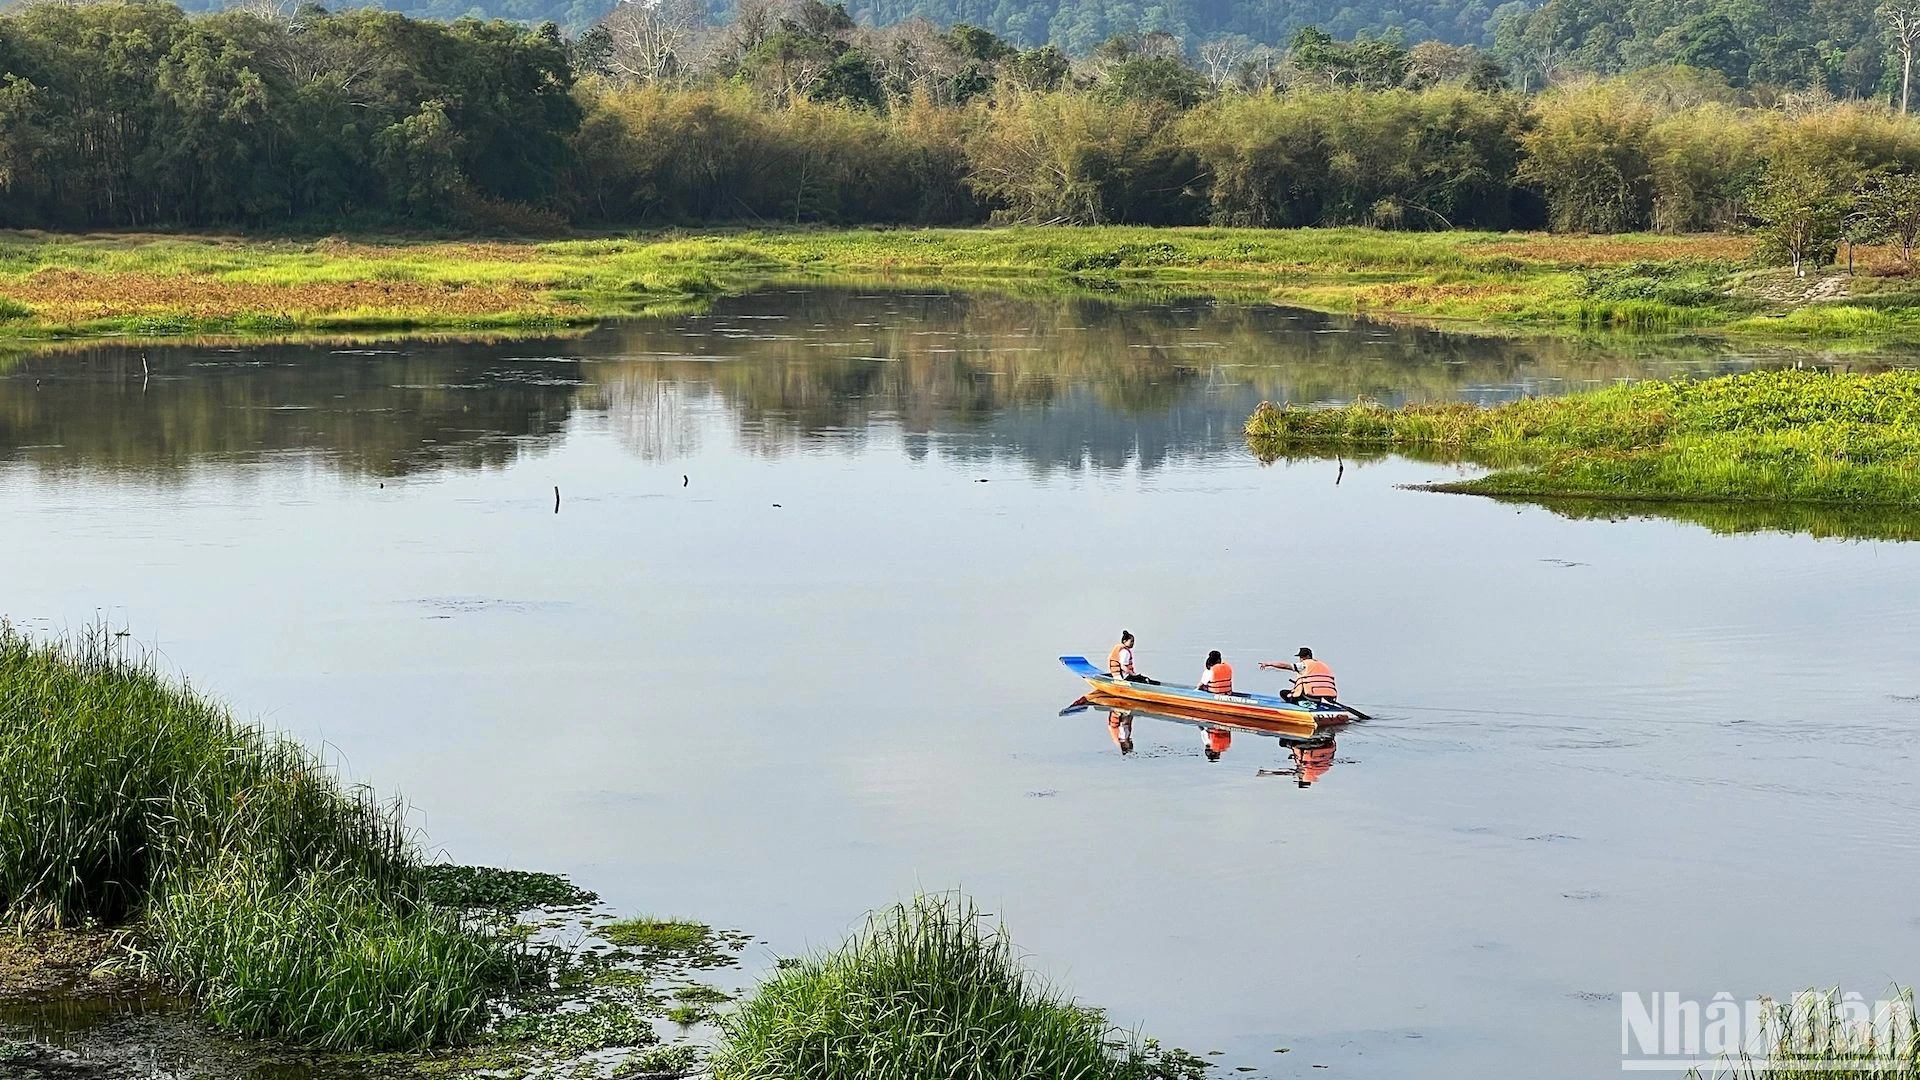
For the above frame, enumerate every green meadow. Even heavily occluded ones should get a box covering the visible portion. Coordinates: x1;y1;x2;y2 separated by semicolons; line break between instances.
3;226;1919;343
1246;368;1920;516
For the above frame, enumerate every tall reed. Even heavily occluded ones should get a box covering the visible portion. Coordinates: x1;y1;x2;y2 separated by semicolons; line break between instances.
0;626;413;928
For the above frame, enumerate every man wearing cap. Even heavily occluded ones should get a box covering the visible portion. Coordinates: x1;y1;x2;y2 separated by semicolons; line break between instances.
1261;647;1338;703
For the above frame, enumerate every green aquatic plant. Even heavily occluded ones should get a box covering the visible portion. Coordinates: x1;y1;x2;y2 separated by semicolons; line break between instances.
614;1043;705;1078
665;1003;707;1026
710;893;1193;1080
1246;368;1920;512
496;998;660;1055
601;918;713;953
673;983;733;1005
419;866;597;912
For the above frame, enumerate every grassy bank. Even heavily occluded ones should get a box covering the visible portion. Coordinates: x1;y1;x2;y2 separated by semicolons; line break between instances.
2;226;1914;343
1245;368;1920;510
0;627;526;1049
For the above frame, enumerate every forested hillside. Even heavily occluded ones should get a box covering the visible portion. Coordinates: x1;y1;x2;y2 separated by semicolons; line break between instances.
155;0;1904;101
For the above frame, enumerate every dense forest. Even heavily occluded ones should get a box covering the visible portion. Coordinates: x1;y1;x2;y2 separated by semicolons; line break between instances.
3;0;1920;265
164;0;1907;94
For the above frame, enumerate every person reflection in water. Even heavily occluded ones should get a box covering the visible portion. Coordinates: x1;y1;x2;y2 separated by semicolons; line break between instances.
1270;734;1335;787
1202;726;1232;762
1107;710;1134;755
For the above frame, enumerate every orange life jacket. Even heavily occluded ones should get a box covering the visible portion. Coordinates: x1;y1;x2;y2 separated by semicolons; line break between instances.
1205;728;1232;753
1293;658;1337;698
1204;662;1233;694
1106;643;1131;676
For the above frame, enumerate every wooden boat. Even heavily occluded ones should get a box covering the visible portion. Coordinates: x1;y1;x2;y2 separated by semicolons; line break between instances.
1076;692;1323;740
1059;655;1357;727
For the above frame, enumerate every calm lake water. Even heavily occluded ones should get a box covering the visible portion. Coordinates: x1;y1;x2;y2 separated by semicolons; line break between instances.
5;288;1920;1077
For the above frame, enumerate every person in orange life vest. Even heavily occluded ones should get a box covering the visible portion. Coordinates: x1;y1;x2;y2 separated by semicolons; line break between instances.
1261;646;1336;703
1106;631;1147;682
1291;735;1335;787
1107;709;1135;756
1203;726;1232;762
1198;650;1234;695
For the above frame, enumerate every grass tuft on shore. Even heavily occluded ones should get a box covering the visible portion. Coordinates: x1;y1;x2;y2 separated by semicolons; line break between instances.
1245;368;1920;508
148;859;521;1050
710;893;1203;1080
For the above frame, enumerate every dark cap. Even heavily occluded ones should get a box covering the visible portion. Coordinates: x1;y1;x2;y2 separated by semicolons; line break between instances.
1296;647;1314;659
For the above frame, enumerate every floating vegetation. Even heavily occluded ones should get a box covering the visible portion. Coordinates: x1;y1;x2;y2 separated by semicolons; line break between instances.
1247;369;1920;522
673;984;733;1005
614;1043;705;1078
496;998;659;1056
664;1003;707;1026
419;866;597;913
601;919;712;953
710;893;1209;1080
598;918;751;972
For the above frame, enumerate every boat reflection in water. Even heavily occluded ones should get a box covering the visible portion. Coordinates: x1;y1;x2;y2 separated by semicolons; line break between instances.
1084;694;1343;787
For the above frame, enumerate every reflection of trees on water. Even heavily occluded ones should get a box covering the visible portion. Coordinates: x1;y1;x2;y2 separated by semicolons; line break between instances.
584;288;1787;471
0;287;1811;479
0;345;584;478
594;371;707;463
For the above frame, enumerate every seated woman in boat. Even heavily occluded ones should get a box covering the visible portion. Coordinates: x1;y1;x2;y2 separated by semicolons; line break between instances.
1261;647;1337;703
1198;650;1234;695
1106;631;1150;682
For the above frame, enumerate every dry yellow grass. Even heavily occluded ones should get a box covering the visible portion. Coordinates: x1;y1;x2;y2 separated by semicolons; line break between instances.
3;268;575;323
